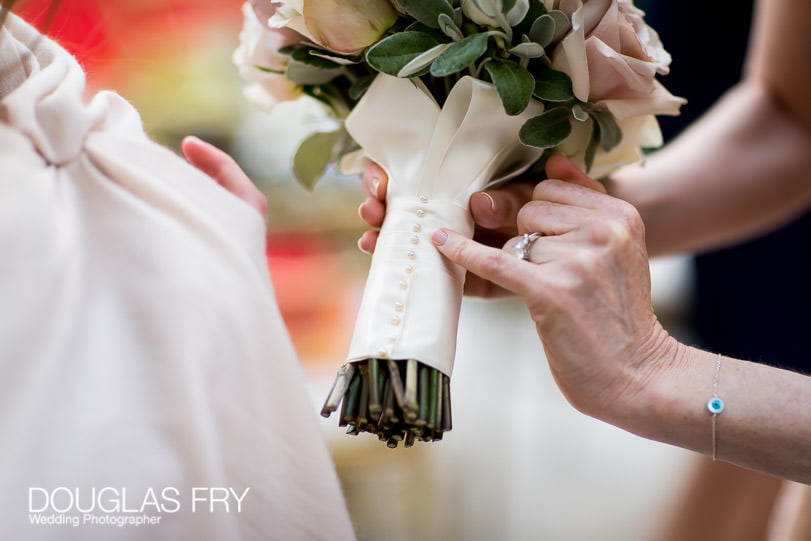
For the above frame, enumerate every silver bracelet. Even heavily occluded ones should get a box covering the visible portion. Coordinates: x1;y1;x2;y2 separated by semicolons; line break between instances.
706;354;725;460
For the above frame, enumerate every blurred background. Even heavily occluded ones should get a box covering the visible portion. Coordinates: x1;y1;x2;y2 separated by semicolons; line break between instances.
14;1;800;539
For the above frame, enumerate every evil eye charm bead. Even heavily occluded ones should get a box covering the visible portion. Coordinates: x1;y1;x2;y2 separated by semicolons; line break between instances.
707;397;725;415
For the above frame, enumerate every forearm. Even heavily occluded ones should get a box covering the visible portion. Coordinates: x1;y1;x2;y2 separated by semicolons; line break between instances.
617;343;811;483
605;81;811;257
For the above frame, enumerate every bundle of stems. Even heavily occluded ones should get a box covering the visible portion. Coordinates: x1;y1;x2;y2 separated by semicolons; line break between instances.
321;359;451;448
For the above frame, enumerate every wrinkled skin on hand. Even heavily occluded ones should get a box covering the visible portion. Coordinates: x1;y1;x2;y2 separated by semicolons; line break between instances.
358;155;678;419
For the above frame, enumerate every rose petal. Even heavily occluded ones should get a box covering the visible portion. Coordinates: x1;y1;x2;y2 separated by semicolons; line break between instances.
551;4;590;102
235;2;303;109
601;80;686;119
302;0;397;54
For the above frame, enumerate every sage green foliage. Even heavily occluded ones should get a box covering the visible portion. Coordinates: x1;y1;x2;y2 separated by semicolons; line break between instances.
366;31;444;75
519;107;572;149
429;32;492;77
367;0;622;166
279;0;625;188
293;130;343;191
396;0;455;28
484;58;534;115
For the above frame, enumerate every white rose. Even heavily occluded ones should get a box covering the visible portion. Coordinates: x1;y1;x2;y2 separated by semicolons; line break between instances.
559;112;663;178
269;0;397;55
234;2;302;110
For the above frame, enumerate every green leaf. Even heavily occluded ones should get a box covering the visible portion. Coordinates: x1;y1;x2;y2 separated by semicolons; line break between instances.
286;61;340;85
291;48;343;69
473;0;501;18
366;31;444;76
293;131;341;191
529;13;556;47
397;0;455;29
484;58;535;115
514;0;547;36
571;103;589;122
533;69;574;102
405;21;444;35
509;41;544;58
398;42;452;77
506;0;530;26
430;32;490;77
584;120;599;173
589;106;623;151
253;65;285;75
548;10;571;42
438;13;464;41
348;74;376;101
308;51;358;66
519;107;573;149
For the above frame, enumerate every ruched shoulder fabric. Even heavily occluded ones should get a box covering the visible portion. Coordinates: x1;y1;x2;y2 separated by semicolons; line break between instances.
0;14;354;541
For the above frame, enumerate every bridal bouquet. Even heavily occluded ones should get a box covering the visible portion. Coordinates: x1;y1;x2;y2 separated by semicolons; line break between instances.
236;0;683;447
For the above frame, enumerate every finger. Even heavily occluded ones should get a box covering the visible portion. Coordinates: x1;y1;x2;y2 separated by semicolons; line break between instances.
516;200;596;237
545;153;607;193
358;196;386;228
357;230;379;255
532;178;615;210
503;233;570;266
469;181;535;231
182;136;267;216
432;228;537;297
361;162;388;201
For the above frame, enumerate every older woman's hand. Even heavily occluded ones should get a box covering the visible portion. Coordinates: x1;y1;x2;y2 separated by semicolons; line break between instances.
431;155;679;420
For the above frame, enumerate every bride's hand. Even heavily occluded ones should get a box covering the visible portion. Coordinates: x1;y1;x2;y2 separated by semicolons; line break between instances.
181;136;267;220
356;162;538;297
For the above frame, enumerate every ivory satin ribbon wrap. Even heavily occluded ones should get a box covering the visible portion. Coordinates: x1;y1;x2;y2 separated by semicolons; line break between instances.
344;74;543;376
0;14;354;540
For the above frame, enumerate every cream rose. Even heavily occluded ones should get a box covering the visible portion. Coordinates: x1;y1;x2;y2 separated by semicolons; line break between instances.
234;2;303;110
268;0;397;55
551;0;683;115
547;0;684;175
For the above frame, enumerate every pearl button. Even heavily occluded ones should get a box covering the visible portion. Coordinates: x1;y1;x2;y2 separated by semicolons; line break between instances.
419;195;429;203
413;224;422;233
399;280;408;290
394;302;404;312
416;209;425;218
410;235;419;245
405;265;414;274
391;316;401;326
407;250;416;260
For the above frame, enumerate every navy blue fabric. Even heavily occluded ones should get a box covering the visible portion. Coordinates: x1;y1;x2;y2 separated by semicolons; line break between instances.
642;1;811;374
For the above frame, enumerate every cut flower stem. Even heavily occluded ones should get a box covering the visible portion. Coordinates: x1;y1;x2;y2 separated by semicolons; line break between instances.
321;359;451;447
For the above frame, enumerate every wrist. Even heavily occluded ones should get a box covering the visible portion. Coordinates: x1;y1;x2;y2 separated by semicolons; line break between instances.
601;326;689;439
623;339;721;453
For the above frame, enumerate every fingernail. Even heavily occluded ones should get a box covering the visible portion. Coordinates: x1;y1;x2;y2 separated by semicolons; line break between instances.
475;191;496;213
357;237;371;255
432;229;448;246
371;177;382;199
186;135;206;146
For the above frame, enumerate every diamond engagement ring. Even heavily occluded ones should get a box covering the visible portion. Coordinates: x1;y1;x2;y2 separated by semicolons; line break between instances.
512;232;543;261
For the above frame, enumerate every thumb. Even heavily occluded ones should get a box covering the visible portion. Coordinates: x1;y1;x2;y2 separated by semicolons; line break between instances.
545;154;607;193
432;229;536;297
